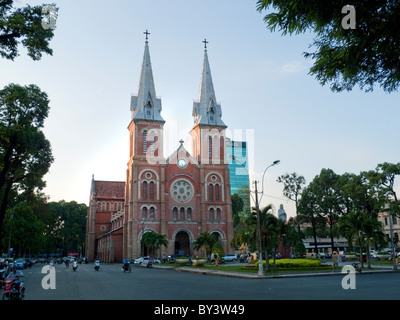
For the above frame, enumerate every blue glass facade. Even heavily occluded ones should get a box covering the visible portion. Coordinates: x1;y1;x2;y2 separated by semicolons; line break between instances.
226;139;250;195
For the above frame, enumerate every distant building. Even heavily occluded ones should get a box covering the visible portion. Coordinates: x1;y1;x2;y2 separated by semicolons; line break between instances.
226;138;249;195
277;204;287;223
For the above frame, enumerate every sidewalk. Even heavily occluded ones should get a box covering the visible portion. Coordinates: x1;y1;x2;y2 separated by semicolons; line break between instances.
152;263;399;279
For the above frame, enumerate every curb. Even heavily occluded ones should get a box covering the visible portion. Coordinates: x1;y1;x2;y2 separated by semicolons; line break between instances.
152;264;399;279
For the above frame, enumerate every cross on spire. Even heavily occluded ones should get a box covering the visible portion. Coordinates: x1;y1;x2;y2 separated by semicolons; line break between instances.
202;38;208;50
144;29;150;42
179;139;184;147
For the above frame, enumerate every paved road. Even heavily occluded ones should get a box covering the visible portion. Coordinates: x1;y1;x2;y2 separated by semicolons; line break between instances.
19;262;400;300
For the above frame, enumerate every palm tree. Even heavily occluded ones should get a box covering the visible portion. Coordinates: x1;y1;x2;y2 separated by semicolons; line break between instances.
142;231;168;258
250;204;279;272
193;232;216;258
338;210;384;268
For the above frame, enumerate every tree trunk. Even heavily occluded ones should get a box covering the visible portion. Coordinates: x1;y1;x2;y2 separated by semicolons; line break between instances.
264;237;270;272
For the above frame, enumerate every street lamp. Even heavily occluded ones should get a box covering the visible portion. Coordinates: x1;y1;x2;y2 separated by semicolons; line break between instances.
251;160;280;276
385;197;397;270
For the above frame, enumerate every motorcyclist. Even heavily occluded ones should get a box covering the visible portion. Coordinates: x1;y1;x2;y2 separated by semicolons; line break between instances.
6;265;24;293
123;257;130;270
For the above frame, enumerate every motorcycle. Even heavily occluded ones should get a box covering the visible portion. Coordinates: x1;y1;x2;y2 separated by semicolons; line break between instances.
2;277;25;300
122;263;131;273
72;261;78;271
146;258;153;268
0;267;6;288
94;260;100;271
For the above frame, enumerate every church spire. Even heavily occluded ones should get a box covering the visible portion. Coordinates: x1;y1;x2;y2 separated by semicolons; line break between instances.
131;31;163;122
192;39;226;128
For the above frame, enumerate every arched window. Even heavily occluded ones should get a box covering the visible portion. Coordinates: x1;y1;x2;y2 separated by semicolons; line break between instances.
187;207;192;221
208;184;214;201
173;207;177;221
143;130;148;154
180;207;185;220
209;208;215;221
149;207;155;221
216;208;221;221
142;181;148;200
208;136;212;159
215;184;220;201
213;135;219;158
220;136;225;161
142;207;148;220
149;181;155;200
101;202;106;212
150;130;155;154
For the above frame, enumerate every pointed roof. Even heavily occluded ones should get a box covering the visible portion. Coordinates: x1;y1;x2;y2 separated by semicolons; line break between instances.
166;140;199;167
131;38;163;122
193;44;226;128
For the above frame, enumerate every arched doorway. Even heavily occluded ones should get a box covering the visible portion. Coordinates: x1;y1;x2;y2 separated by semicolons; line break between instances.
211;231;221;243
174;231;190;256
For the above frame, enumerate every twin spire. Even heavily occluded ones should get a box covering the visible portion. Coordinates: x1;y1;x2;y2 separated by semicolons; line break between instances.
131;32;225;128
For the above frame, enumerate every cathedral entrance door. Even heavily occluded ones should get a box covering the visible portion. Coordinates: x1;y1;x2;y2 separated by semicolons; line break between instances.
174;231;190;256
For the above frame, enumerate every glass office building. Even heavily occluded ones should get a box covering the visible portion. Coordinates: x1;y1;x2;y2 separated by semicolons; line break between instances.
226;138;250;195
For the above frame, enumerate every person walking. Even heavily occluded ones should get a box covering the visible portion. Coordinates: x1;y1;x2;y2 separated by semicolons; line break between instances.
332;251;339;272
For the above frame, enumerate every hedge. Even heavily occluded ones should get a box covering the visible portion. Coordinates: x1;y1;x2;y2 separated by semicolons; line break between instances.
255;259;322;269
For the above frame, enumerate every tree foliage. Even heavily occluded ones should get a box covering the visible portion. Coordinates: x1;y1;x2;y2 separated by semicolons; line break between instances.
256;0;400;93
0;83;54;232
193;232;216;257
0;0;58;60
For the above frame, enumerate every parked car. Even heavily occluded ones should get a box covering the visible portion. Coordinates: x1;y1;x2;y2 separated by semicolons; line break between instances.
222;254;237;262
134;256;161;265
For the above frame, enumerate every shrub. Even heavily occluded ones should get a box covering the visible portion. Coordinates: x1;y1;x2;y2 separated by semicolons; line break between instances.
255;259;322;269
211;242;224;262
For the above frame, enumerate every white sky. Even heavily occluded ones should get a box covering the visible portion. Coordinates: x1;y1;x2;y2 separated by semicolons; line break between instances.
2;0;399;218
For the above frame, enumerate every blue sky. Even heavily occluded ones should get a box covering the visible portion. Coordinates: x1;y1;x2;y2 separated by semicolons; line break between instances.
2;0;399;218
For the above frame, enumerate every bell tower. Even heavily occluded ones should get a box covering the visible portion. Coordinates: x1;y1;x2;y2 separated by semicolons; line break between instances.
190;39;227;165
124;31;165;259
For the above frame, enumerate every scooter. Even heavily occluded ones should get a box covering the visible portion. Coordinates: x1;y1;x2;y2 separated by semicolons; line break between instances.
122;263;131;273
2;277;25;300
72;261;78;271
146;258;153;268
94;260;100;271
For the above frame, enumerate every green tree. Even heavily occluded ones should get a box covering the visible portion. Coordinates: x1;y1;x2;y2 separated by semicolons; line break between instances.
371;162;400;217
231;193;244;229
0;83;54;232
338;209;384;268
2;201;45;256
211;242;224;263
277;172;306;229
142;231;168;257
193;232;216;258
310;169;342;252
0;0;58;61
298;184;325;255
256;0;400;93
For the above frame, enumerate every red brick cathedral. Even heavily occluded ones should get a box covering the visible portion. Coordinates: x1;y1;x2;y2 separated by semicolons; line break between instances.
85;35;234;262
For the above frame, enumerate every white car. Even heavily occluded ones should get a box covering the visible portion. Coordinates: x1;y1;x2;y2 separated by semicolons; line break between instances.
222;254;237;262
134;256;161;265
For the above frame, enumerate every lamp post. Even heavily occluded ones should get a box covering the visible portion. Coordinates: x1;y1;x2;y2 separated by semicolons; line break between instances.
251;160;280;276
385;197;397;270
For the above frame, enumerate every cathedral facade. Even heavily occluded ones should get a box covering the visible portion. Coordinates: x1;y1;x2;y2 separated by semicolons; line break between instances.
85;36;234;262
